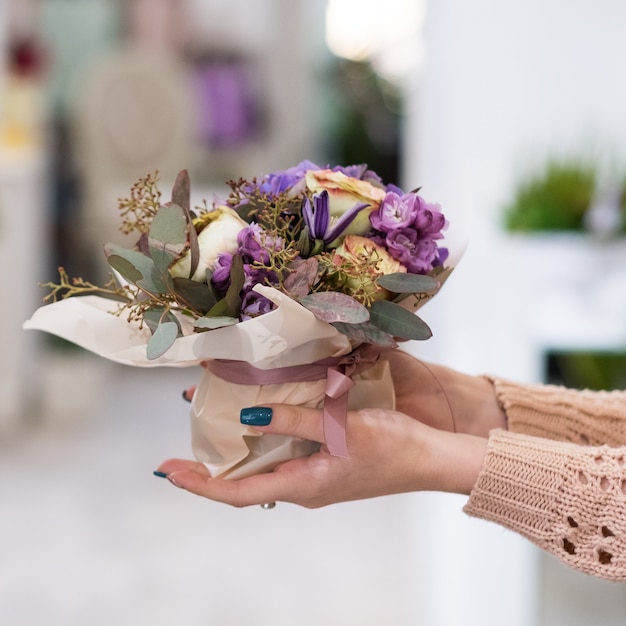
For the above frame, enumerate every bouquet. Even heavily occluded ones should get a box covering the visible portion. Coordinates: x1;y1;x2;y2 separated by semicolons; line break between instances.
25;161;453;478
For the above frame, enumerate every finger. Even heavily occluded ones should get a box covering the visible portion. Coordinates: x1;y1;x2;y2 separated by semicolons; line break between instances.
243;403;326;444
157;458;209;476
156;457;304;507
182;386;196;402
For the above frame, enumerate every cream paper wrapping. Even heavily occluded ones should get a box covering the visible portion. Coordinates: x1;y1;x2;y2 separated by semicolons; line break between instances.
24;284;395;478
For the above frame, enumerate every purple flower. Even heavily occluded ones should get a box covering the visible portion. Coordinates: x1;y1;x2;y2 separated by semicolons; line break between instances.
211;253;233;293
369;190;448;274
237;224;268;263
240;291;274;320
256;160;321;196
237;223;284;264
211;224;282;305
413;199;447;237
302;190;368;245
242;263;278;291
371;191;418;231
331;163;383;186
385;230;438;274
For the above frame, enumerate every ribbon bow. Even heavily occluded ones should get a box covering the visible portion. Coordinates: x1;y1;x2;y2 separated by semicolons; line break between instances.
204;344;386;458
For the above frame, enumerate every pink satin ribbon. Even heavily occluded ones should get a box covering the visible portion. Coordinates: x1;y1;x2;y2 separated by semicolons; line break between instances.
203;345;384;458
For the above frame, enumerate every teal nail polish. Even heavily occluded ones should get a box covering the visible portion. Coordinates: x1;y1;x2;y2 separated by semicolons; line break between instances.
240;406;272;426
153;470;168;478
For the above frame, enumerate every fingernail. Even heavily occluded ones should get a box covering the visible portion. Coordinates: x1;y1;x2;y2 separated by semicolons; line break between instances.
153;470;168;478
182;389;191;402
240;406;272;426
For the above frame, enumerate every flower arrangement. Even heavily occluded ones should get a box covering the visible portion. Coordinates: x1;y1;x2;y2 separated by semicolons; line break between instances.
26;161;452;478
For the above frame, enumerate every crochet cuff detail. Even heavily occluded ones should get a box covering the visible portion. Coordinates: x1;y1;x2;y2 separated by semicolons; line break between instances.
464;430;626;581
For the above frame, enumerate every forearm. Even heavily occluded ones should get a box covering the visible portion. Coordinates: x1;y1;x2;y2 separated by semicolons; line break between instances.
426;430;489;495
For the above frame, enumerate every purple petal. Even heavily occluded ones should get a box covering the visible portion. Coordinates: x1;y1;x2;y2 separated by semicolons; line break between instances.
313;191;330;239
324;201;369;243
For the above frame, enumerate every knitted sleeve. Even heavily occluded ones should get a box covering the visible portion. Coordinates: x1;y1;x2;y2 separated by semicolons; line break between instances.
464;429;626;581
486;377;626;445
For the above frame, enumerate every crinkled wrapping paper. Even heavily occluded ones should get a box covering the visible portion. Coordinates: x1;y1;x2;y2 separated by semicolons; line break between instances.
24;285;395;478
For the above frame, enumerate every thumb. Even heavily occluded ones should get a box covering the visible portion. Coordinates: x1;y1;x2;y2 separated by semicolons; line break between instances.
241;404;326;444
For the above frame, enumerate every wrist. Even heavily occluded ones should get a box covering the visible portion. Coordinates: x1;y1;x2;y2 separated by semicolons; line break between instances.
435;431;489;495
444;370;507;437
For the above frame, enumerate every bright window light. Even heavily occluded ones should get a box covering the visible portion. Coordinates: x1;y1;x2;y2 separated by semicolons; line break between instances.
325;0;425;82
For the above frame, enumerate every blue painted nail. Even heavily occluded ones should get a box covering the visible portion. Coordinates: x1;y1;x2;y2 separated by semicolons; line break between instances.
240;406;272;426
153;470;168;478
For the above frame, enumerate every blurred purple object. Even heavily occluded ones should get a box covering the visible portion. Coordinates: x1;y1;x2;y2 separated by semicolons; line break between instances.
193;58;262;148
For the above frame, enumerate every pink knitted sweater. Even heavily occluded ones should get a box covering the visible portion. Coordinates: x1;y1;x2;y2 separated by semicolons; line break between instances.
464;378;626;581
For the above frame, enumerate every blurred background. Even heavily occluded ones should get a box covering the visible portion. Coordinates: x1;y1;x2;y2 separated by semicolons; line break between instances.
1;1;626;624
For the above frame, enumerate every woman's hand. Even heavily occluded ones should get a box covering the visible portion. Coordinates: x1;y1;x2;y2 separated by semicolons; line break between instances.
156;403;487;508
183;351;506;437
385;350;506;437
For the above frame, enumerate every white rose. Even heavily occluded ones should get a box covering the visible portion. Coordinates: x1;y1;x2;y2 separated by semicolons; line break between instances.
170;206;247;282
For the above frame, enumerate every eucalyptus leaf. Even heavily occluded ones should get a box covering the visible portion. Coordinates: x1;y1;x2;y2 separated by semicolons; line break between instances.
299;291;369;324
283;257;318;297
106;254;142;284
146;321;179;360
369;299;432;340
192;316;238;330
171;169;200;278
233;202;254;222
332;321;396;347
223;254;245;316
143;307;181;334
104;243;166;293
148;203;187;273
376;272;439;294
171;169;191;211
172;277;217;314
206;298;230;318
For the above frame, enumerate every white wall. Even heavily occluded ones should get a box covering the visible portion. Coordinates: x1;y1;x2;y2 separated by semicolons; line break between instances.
407;0;626;378
402;2;626;624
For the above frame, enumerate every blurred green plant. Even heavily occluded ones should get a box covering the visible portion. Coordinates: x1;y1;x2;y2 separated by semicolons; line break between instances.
503;160;597;232
547;351;626;391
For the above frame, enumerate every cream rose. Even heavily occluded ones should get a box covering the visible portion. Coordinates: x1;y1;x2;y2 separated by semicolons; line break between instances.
170;206;247;282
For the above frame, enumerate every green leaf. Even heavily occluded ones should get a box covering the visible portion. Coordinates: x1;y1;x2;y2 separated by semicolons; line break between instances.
206;255;244;318
146;321;179;360
233;202;255;223
206;298;230;318
172;277;217;314
148;203;187;273
192;316;239;330
369;300;432;340
332;321;397;347
106;254;142;284
104;243;167;293
299;291;369;324
376;272;439;294
171;169;191;211
171;169;200;278
223;254;245;316
143;307;181;334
